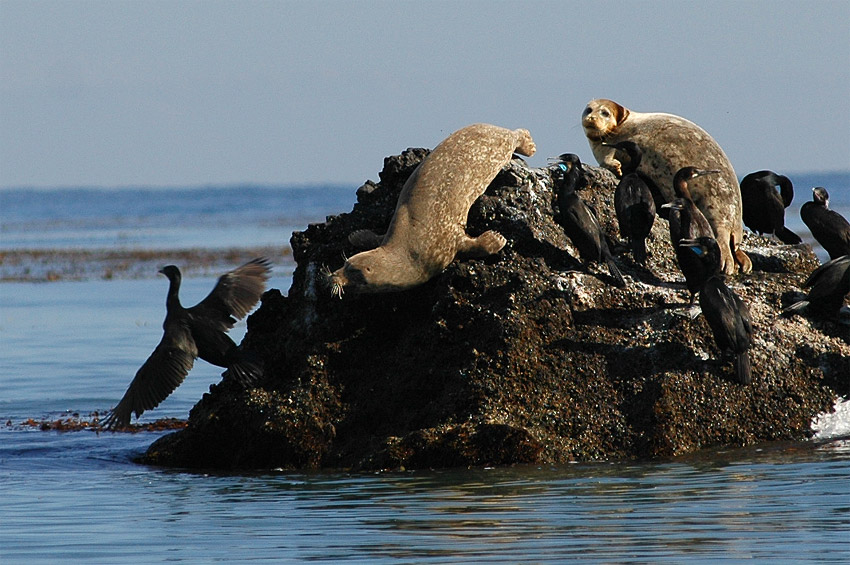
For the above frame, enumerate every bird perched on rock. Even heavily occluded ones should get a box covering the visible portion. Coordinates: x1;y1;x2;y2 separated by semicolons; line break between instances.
549;153;626;288
679;237;753;385
782;254;850;319
662;167;718;303
801;187;850;260
103;258;272;429
740;170;801;244
603;141;657;265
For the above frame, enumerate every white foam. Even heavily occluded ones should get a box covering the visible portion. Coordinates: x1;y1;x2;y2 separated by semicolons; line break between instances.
812;397;850;440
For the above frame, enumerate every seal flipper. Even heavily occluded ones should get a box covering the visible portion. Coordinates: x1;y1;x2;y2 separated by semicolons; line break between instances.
349;229;385;250
730;234;753;274
456;230;507;258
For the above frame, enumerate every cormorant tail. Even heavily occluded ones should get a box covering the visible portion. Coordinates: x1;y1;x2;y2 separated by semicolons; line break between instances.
632;237;648;265
224;351;264;387
605;255;627;288
781;299;809;317
735;351;752;385
776;227;802;245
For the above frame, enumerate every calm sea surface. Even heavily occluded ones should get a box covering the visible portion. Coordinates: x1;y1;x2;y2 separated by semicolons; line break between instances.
1;174;849;563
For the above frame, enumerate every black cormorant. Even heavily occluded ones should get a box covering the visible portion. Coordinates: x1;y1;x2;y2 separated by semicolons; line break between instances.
550;154;626;288
782;254;850;319
662;167;718;302
740;170;801;244
604;141;657;264
800;187;850;260
103;258;272;429
679;237;753;385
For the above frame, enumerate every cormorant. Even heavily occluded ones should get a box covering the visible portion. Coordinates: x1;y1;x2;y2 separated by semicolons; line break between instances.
103;258;272;429
679;237;753;384
662;167;718;302
800;187;850;260
740;170;802;244
782;254;850;319
550;153;626;288
603;141;657;264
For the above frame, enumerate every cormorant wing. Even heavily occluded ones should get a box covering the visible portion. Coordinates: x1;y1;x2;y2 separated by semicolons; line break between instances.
103;323;197;429
732;291;753;340
190;258;272;328
803;255;847;288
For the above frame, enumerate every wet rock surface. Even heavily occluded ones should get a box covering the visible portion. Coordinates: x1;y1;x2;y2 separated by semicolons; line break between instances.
142;150;849;471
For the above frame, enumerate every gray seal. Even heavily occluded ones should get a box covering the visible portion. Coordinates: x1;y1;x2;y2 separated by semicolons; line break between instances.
582;98;751;275
328;123;536;296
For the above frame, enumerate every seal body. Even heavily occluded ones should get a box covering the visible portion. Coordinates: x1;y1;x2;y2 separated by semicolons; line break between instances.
329;123;536;296
582;98;750;275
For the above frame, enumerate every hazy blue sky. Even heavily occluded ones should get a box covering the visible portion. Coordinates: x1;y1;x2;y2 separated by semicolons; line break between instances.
1;0;848;188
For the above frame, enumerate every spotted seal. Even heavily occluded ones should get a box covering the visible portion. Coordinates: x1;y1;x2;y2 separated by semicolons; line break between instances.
328;123;536;296
582;98;751;275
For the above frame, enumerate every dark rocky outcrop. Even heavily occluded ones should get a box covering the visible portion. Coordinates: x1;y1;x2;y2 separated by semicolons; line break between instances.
142;149;849;471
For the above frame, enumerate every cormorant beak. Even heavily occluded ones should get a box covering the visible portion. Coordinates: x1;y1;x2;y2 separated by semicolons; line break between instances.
695;169;721;177
661;202;683;211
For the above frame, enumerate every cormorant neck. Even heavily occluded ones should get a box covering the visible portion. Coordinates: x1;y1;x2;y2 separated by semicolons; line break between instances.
675;181;692;200
165;274;183;309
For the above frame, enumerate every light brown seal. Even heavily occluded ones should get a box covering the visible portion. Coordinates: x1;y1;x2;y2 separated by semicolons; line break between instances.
582;98;751;275
328;123;536;297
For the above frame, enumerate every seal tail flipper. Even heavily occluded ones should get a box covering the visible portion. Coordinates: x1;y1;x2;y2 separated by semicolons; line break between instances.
776;227;803;245
735;351;752;385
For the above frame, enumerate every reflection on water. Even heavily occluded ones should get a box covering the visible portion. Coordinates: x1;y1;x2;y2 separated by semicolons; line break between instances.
1;434;848;563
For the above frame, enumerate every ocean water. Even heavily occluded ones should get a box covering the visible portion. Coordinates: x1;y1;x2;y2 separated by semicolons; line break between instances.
1;175;849;563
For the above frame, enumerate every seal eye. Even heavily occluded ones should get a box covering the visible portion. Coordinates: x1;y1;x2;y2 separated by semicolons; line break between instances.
582;107;591;117
600;109;610;118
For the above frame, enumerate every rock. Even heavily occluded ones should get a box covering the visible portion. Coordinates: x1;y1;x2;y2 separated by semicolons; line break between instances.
142;150;849;471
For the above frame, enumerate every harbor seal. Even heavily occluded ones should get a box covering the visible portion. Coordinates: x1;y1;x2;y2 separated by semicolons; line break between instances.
328;123;536;297
582;98;751;275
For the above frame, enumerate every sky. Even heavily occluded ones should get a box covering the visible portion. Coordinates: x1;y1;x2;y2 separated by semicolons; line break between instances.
1;0;848;189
